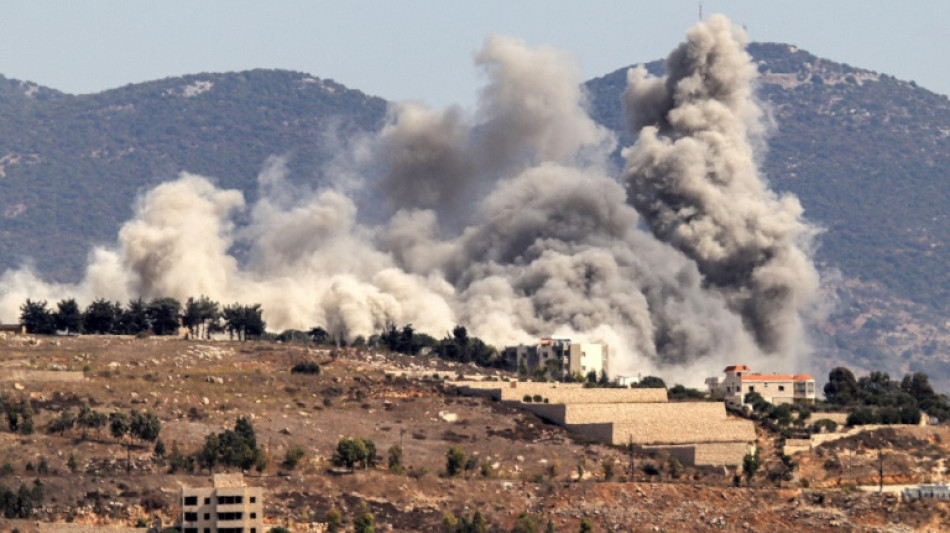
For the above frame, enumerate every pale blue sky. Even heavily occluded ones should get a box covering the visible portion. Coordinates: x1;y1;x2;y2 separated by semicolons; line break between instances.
1;1;948;108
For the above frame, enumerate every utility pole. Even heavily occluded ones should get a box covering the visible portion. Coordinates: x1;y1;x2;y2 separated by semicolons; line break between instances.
849;445;854;487
628;436;635;479
878;448;884;493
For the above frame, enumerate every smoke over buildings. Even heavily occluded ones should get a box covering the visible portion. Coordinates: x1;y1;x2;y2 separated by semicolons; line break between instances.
0;15;820;384
622;15;820;359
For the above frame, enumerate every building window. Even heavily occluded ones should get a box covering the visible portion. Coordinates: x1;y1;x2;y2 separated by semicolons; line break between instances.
778;385;785;392
204;497;211;505
748;386;755;392
218;512;244;521
184;496;198;506
204;513;210;520
184;512;198;522
218;495;244;505
250;496;256;503
250;512;257;518
184;529;198;533
205;530;211;533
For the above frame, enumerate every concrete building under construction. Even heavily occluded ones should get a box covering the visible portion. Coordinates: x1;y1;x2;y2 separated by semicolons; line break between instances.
180;474;263;533
504;338;608;380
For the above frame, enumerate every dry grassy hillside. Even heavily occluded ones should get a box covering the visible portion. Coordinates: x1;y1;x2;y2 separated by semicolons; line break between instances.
0;335;948;532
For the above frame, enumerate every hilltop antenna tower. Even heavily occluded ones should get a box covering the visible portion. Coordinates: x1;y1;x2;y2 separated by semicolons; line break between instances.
699;2;703;21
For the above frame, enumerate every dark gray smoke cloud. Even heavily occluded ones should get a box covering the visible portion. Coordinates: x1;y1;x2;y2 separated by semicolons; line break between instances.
0;17;819;384
622;14;820;357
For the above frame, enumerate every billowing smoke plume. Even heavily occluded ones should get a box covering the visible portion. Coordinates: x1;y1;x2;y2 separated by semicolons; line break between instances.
0;16;820;384
622;14;820;358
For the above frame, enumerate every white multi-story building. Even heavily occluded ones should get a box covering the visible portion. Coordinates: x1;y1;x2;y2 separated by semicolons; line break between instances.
181;474;264;533
706;364;816;408
506;338;608;380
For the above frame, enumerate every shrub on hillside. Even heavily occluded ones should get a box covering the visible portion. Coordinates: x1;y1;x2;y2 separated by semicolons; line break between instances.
291;362;320;375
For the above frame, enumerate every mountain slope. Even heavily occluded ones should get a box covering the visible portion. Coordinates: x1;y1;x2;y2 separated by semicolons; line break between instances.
585;42;950;313
0;69;387;281
585;43;950;383
1;45;949;382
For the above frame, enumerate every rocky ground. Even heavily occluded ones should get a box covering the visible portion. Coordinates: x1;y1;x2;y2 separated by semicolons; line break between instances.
0;335;948;532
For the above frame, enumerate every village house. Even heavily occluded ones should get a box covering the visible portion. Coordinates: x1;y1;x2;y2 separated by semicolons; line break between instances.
180;474;263;533
505;338;608;380
706;364;816;408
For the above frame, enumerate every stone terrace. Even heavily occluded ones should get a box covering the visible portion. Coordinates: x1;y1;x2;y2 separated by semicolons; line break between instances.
451;381;756;466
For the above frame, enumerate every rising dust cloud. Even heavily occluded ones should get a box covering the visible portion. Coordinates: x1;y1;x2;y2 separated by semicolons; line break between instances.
0;16;821;384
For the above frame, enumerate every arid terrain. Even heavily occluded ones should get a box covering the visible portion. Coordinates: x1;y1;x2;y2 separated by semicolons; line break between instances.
1;335;949;532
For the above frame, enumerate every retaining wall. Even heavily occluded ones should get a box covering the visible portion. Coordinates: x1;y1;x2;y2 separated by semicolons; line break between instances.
39;525;145;533
560;402;724;425
449;381;667;404
453;381;754;466
783;439;812;456
598;415;755;446
812;413;850;426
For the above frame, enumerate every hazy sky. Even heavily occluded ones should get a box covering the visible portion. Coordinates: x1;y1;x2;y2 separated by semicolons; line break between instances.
1;1;948;108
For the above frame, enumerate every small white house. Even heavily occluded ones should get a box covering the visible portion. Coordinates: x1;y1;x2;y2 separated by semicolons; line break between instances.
706;365;816;408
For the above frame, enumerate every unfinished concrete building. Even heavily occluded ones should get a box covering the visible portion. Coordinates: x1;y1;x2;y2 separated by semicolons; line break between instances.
181;474;263;533
452;380;755;467
505;338;608;380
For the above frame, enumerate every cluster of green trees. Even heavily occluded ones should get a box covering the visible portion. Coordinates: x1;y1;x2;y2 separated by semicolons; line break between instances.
380;324;501;368
442;510;489;533
0;480;44;519
44;404;160;447
741;391;825;437
444;446;487;478
18;296;265;340
824;368;948;424
432;326;495;366
193;417;264;473
332;437;377;471
290;362;321;375
0;397;35;435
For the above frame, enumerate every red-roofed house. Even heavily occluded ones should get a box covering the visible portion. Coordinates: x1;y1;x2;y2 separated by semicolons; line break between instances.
706;365;816;408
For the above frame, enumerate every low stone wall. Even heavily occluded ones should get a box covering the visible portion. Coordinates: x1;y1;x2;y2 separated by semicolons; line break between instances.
783;439;812;456
449;381;583;400
560;402;724;425
449;381;667;404
513;387;667;405
39;525;146;533
602;415;755;446
812;412;850;426
811;423;918;447
643;444;697;466
0;369;85;382
518;403;569;425
694;442;754;467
